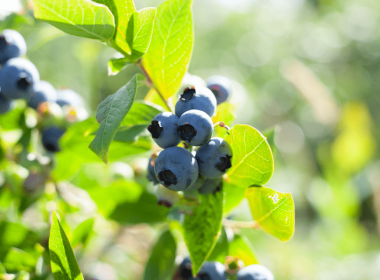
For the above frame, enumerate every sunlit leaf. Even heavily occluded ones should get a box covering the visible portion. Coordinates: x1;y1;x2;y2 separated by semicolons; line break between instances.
183;189;224;275
212;103;236;138
142;0;194;99
223;182;246;214
33;0;115;41
207;227;228;264
144;88;171;112
2;248;36;272
71;218;94;249
90;75;137;163
228;234;259;265
245;186;295;241
49;211;84;280
143;230;177;280
107;56;132;76
226;125;274;187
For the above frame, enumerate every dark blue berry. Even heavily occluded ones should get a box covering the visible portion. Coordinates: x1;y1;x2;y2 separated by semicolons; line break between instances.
0;29;27;65
206;76;232;105
0;58;39;100
196;137;232;178
41;127;65;152
0;94;11;114
196;261;226;280
236;265;274;280
175;86;217;118
147;155;159;184
154;147;198;191
28;81;57;109
178;110;213;146
148;112;181;148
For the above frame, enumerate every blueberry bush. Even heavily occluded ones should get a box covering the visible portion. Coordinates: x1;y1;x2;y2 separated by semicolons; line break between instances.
0;0;298;279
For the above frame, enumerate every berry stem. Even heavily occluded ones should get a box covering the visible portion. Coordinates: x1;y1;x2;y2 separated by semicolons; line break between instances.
137;60;173;113
223;219;260;229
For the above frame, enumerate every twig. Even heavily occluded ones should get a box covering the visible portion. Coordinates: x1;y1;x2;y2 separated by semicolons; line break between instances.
137;60;173;113
223;219;260;229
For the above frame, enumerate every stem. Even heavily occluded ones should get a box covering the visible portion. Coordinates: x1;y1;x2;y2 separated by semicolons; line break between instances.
137;60;173;113
223;219;260;229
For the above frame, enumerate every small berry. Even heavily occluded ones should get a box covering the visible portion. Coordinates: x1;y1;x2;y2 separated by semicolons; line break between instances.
154;147;198;191
148;112;181;148
0;29;27;65
197;261;226;280
28;81;57;109
206;75;232;105
178;257;195;280
196;137;232;178
41;127;65;152
0;58;40;100
236;264;274;280
177;110;213;146
56;89;84;108
147;155;159;184
175;86;217;118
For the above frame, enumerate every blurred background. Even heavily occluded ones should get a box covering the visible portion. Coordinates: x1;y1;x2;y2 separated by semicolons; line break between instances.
1;0;380;279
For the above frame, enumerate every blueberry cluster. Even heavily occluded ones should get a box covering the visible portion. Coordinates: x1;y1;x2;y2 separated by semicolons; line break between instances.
177;257;274;280
0;29;86;152
146;85;232;196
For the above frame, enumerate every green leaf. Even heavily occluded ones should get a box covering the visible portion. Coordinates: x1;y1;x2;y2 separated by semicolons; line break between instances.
49;211;84;280
107;56;132;76
223;182;246;214
207;227;228;264
109;191;169;224
0;221;39;249
33;0;115;41
245;186;295;241
228;234;259;265
120;101;164;127
2;248;36;272
95;0;135;54
143;230;177;280
113;124;148;142
127;8;157;61
226;125;274;187
183;190;224;275
90;75;138;163
142;0;194;99
70;218;94;249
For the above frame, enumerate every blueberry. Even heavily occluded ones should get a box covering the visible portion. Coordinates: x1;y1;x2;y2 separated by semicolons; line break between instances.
147;155;159;184
195;137;232;178
0;94;11;114
236;265;274;280
28;81;57;109
178;110;213;146
178;257;195;280
198;177;223;195
206;76;232;105
148;112;181;148
196;261;226;280
154;147;198;191
0;58;40;100
41;127;65;152
0;29;27;64
56;89;84;107
175;86;217;118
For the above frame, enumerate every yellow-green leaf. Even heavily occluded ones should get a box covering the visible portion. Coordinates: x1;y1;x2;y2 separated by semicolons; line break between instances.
142;0;194;99
33;0;115;41
228;234;259;266
245;186;295;241
226;125;274;187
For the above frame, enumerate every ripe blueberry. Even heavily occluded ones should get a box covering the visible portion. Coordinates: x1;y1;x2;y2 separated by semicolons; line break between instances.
196;261;226;280
0;58;40;100
198;177;223;195
236;265;274;280
175;86;217;118
148;112;181;148
206;76;232;105
196;137;232;178
0;94;11;114
178;257;195;280
0;29;27;65
147;155;159;184
56;89;84;108
41;127;65;152
154;147;198;191
178;110;213;146
28;81;57;109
